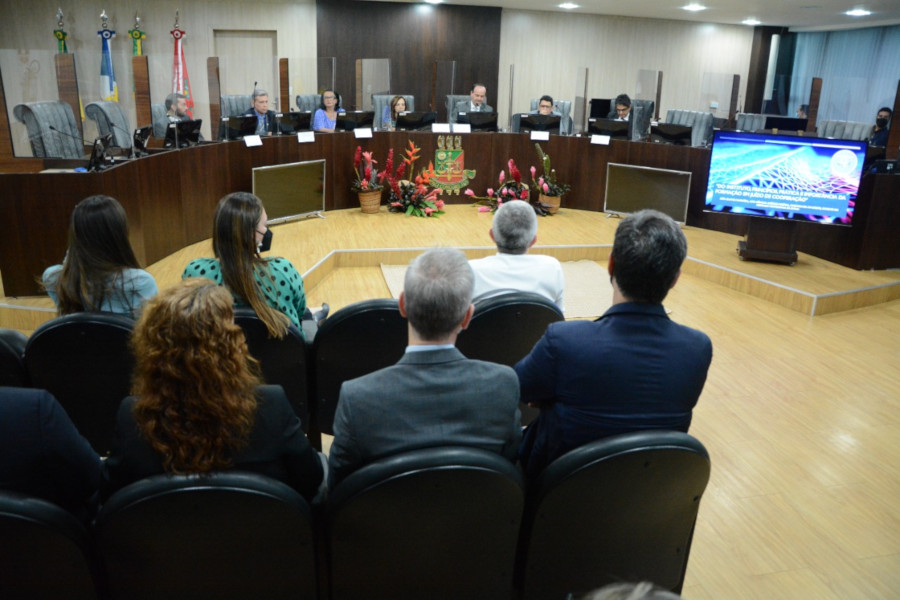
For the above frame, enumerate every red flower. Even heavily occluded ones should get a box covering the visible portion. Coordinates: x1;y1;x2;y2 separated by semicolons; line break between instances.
519;189;528;200
353;146;362;170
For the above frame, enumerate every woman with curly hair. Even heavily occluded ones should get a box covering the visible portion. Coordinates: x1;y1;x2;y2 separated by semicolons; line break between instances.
182;191;305;339
42;195;157;317
103;278;324;500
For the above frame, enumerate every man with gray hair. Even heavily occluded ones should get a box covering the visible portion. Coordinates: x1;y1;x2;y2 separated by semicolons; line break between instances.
328;247;522;488
469;199;565;311
515;210;712;478
242;88;278;135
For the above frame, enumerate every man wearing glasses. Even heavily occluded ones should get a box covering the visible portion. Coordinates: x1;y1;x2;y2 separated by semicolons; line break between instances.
533;95;561;117
608;93;632;122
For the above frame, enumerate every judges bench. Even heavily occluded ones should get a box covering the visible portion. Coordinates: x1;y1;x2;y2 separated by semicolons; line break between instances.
1;132;897;297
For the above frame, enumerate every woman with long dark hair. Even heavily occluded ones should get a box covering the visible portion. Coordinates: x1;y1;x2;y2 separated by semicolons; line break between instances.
42;195;157;317
312;88;345;132
104;279;324;500
182;192;305;339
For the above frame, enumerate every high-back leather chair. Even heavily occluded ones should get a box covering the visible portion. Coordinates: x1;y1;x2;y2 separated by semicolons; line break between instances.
0;328;28;387
150;103;168;138
818;120;871;141
85;101;132;149
312;299;407;435
24;312;135;455
665;109;715;147
0;491;98;599
295;94;320;113
446;94;471;123
327;446;524;600
13;101;83;159
94;472;317;600
518;431;711;599
220;94;252;118
371;94;416;129
736;113;766;132
630;99;655;141
233;307;315;444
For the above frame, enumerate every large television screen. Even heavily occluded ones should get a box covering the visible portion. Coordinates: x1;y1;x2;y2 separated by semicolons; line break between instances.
705;130;867;225
604;163;691;224
252;159;326;224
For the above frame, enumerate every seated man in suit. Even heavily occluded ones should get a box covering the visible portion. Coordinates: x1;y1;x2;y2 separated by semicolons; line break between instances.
469;199;564;312
514;209;712;479
242;88;278;135
328;247;522;488
533;94;562;117
453;83;493;122
609;93;632;121
0;387;101;521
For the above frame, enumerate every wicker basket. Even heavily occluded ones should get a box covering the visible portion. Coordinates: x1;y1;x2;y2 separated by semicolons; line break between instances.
357;190;382;214
539;193;561;214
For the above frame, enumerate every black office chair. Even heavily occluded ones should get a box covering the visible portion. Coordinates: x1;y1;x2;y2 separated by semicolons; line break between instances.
233;307;314;443
518;431;711;599
94;472;317;600
327;446;524;600
0;491;98;599
311;299;407;435
24;312;135;455
457;291;563;426
0;328;28;387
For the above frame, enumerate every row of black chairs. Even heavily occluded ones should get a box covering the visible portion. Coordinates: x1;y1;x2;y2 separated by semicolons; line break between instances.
0;292;563;454
0;433;710;600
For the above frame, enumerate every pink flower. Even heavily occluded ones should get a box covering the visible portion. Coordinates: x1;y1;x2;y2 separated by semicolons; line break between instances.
353;146;362;170
542;182;550;194
361;151;374;165
464;189;475;197
498;171;506;184
530;166;537;179
508;159;514;173
501;187;508;196
478;206;490;212
487;188;494;197
435;200;445;209
497;199;503;205
390;201;402;207
519;189;528;199
538;177;544;186
361;180;369;190
425;207;434;216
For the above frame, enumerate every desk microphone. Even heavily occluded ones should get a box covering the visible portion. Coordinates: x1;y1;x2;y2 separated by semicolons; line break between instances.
48;125;91;146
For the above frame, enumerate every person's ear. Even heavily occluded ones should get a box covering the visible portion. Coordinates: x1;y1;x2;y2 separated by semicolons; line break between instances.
489;229;495;242
529;235;537;248
607;255;615;277
670;269;681;289
398;292;408;318
459;303;475;331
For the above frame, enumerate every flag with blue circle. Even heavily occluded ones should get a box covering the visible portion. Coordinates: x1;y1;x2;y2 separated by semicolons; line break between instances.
99;28;118;101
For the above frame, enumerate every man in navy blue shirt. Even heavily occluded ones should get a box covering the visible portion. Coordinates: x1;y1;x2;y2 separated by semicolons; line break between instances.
515;209;712;478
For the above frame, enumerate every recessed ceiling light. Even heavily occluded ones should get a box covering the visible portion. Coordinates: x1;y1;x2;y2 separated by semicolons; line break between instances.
424;0;443;4
845;8;871;16
682;4;707;12
558;2;579;9
742;18;761;25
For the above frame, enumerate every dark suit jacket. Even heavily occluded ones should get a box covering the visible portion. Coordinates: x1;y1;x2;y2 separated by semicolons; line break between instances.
515;302;712;478
103;385;323;500
328;347;521;487
452;100;494;123
0;387;101;519
241;107;279;134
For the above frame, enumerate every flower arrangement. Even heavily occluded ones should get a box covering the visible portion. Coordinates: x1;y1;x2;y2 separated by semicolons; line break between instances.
381;140;445;217
531;143;571;197
351;146;384;192
466;158;554;216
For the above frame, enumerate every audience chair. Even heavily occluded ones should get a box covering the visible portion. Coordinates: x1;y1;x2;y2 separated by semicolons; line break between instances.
664;109;715;147
446;94;472;123
295;93;320;112
818;120;872;141
327;446;524;600
0;328;28;387
518;431;711;599
85;101;132;149
94;472;317;600
24;312;135;455
735;113;766;132
0;491;98;600
371;94;416;129
529;97;574;135
151;103;168;138
311;299;407;436
233;307;315;443
13;101;83;159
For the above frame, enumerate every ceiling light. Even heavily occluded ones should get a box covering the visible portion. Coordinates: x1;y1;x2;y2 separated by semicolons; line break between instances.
558;2;580;8
424;0;443;4
682;3;707;11
845;8;871;16
742;18;761;25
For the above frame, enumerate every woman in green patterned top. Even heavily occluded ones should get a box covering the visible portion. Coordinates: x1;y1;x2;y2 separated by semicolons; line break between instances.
182;192;305;338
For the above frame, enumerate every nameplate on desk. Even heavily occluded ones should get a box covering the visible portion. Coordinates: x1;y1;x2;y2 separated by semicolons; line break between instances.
432;123;451;133
244;135;263;147
530;131;550;141
354;128;373;139
297;131;315;143
453;124;472;133
591;134;612;146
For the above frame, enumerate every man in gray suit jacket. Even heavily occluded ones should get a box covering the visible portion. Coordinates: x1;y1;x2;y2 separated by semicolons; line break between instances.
452;83;494;122
328;247;521;488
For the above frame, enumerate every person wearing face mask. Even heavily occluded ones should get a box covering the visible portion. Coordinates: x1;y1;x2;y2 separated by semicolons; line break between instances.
182;192;307;339
870;106;892;147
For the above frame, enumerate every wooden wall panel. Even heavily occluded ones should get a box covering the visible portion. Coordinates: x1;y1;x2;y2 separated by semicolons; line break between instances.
0;66;12;159
54;53;82;140
132;56;152;129
315;0;501;112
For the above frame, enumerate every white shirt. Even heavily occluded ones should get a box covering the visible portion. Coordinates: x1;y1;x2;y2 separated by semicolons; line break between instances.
469;253;565;313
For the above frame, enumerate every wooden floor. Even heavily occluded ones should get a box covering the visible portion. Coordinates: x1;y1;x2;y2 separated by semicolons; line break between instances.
3;205;899;598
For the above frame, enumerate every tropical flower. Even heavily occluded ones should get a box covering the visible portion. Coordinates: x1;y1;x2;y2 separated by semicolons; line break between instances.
465;158;553;215
381;140;444;217
531;142;571;197
351;146;384;192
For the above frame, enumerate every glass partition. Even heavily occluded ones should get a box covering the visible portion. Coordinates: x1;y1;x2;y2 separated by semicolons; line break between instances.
431;60;458;122
356;58;390;112
572;67;589;135
700;72;737;119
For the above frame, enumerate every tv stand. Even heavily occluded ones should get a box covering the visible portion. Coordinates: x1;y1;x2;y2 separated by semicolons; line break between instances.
737;218;798;265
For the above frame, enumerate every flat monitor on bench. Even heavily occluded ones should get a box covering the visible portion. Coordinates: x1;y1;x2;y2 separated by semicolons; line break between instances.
456;111;499;132
252;159;326;224
276;111;312;133
588;118;630;140
519;114;561;135
651;123;693;146
763;116;808;132
396;111;437;131
164;119;203;148
589;98;612;119
222;115;257;140
336;111;375;131
604;162;691;224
